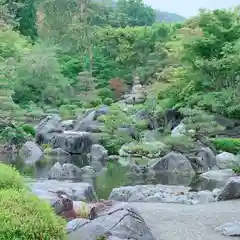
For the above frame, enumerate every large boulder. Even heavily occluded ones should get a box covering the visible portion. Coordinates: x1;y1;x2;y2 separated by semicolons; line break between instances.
36;115;63;144
216;152;237;169
50;131;92;154
19;141;44;165
218;177;240;201
200;169;236;182
48;162;82;180
150;151;195;177
29;179;97;202
67;201;156;240
88;144;108;171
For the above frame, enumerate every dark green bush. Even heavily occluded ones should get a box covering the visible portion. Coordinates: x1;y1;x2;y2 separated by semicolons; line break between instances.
0;189;67;239
211;138;240;154
0;163;26;190
21;124;36;137
102;97;114;106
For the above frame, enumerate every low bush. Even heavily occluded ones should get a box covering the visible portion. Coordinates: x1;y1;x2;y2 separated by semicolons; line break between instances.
0;189;66;239
211;138;240;154
0;163;26;190
102;97;114;106
21;124;36;137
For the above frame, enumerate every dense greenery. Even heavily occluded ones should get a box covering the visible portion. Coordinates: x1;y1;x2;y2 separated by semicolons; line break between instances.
0;164;67;239
211;138;240;155
0;163;25;190
0;0;240;148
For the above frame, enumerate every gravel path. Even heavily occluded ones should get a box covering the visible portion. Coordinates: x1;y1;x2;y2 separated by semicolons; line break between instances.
131;200;240;240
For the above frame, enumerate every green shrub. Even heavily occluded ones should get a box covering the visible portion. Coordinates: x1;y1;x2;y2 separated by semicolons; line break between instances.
102;97;114;106
0;163;26;190
0;189;67;239
21;124;36;137
0;125;29;146
211;138;240;154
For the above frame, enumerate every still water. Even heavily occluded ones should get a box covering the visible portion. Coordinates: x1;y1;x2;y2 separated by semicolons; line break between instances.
0;153;226;199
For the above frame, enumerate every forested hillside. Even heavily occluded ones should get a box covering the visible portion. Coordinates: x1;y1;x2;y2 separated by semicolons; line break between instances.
0;0;240;148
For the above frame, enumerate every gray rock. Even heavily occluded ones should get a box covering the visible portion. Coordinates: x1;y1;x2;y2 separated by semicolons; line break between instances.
212;188;221;198
49;148;71;162
218;176;240;201
197;191;215;204
197;147;216;171
29;179;97;202
50;131;92;154
89;144;108;171
109;184;200;204
151;152;195;176
19;141;44;165
68;202;155;240
200;169;236;182
216;152;237;169
62;120;75;131
36;115;63;144
215;221;240;236
67;218;90;234
48;162;82;180
171;122;185;136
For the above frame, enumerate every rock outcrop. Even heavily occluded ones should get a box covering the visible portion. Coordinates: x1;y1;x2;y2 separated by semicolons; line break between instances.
67;201;156;240
50;131;92;154
36;114;63;144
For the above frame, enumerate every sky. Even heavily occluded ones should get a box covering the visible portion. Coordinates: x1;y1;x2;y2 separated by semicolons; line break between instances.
144;0;240;17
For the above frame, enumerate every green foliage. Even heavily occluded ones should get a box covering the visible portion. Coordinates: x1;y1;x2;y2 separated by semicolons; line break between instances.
211;138;240;154
102;98;113;106
162;8;240;118
0;188;66;239
180;108;224;140
21;124;36;137
0;125;30;146
160;135;195;153
11;43;69;106
0;163;25;190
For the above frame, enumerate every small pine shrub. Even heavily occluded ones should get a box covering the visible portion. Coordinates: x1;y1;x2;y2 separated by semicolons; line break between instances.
0;189;67;239
102;98;113;106
0;163;26;190
211;138;240;154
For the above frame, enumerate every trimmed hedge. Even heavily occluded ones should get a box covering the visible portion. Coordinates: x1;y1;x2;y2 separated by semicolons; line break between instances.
0;189;67;239
211;138;240;154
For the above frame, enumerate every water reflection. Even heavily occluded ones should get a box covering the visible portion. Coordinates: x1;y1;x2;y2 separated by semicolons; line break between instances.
1;153;226;199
